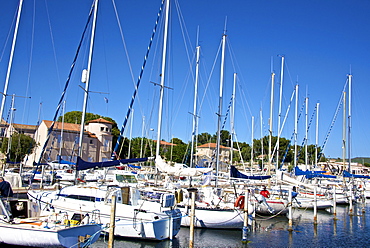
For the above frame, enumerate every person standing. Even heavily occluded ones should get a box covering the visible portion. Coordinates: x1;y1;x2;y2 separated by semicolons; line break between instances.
260;186;270;198
0;177;13;198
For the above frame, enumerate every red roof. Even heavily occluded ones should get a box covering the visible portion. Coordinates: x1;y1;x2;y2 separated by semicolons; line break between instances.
43;120;80;132
153;140;176;146
197;143;229;149
88;118;113;125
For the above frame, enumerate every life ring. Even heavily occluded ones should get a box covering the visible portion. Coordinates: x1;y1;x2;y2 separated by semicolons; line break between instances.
234;195;245;209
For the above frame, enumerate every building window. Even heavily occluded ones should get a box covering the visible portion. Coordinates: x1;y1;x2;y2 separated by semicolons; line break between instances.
106;127;109;131
101;127;104;131
90;140;93;144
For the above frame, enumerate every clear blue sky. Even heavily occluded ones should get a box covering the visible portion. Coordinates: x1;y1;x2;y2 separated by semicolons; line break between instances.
1;0;370;160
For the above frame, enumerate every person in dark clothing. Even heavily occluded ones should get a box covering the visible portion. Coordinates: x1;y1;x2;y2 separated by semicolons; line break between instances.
0;177;13;197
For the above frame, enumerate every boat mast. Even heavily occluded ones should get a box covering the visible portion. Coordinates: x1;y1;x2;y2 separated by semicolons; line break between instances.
342;91;346;172
215;25;227;187
155;0;170;159
76;0;98;182
251;116;254;168
190;45;200;168
276;55;284;172
305;95;308;170
0;0;23;131
294;83;299;168
230;73;237;166
59;100;66;160
268;70;275;175
347;74;352;172
315;102;319;168
260;107;264;170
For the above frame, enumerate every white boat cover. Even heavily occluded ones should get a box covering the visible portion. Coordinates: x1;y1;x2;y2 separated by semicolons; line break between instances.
155;155;213;176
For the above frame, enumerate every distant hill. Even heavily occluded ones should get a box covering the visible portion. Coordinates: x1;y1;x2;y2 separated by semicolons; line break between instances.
352;157;370;164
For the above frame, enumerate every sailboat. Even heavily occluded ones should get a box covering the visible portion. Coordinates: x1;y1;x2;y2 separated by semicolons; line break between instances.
28;0;182;240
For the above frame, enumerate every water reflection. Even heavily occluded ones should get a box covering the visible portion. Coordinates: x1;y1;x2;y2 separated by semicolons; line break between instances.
91;203;370;248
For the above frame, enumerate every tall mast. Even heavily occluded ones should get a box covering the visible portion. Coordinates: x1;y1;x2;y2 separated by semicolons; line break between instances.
342;91;346;172
347;74;352;172
0;0;24;127
305;96;308;170
78;0;99;159
59;100;66;159
251;116;254;167
230;73;237;166
155;0;170;158
268;71;275;175
276;55;284;172
190;45;200;168
294;84;299;168
260;107;264;170
215;28;227;187
315;102;319;168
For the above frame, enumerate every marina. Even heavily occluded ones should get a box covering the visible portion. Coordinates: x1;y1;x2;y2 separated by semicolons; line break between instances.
90;203;370;247
1;0;370;247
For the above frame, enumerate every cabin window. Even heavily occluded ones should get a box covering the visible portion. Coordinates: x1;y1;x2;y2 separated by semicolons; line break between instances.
61;194;98;202
116;174;137;183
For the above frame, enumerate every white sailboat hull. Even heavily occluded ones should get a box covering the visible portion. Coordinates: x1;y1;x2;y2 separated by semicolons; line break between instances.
28;185;181;240
0;221;101;248
178;206;245;229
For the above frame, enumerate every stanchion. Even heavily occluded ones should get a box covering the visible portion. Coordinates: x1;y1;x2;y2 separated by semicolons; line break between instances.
288;188;293;231
189;192;195;248
313;186;317;225
349;182;353;216
332;186;337;218
108;195;117;248
362;182;366;214
242;190;249;243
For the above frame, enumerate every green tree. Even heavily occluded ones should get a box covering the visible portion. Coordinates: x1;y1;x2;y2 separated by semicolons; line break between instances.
1;133;36;162
196;132;213;145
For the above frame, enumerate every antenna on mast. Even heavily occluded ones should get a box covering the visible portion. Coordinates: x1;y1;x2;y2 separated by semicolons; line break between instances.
223;16;228;35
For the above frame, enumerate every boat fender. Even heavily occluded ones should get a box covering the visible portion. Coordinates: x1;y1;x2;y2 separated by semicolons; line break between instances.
234;195;245;209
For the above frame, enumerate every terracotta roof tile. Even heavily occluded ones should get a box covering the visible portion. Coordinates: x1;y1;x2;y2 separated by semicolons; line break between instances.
197;143;229;149
43;120;80;132
88;118;113;124
153;140;176;146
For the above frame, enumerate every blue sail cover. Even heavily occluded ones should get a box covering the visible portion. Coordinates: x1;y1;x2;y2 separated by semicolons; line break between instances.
294;166;336;179
59;158;76;165
76;156;149;171
230;166;271;180
343;170;370;179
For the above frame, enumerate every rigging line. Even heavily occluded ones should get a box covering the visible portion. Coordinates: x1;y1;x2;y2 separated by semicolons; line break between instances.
221;94;233;130
296;103;318;160
0;4;17;63
44;0;62;91
32;0;96;180
174;0;193;74
317;88;346;161
111;0;135;84
22;0;36;125
112;0;166;158
279;90;305;167
269;89;295;164
197;37;222;119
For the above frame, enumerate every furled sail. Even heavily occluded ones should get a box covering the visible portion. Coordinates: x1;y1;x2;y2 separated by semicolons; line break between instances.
155;155;212;176
294;166;336;179
229;165;271;180
76;156;152;171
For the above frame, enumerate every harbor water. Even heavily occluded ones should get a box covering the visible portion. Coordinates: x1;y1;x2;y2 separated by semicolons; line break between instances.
91;202;370;248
